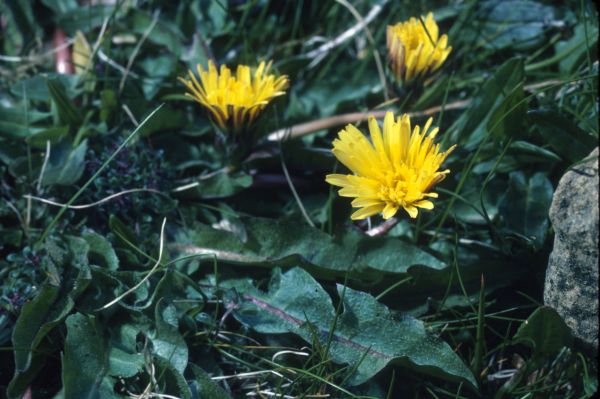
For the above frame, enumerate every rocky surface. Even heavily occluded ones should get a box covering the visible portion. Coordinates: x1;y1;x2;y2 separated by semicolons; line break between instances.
544;147;599;352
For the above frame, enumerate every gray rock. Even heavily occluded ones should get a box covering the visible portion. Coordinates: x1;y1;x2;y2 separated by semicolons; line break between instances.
544;147;599;352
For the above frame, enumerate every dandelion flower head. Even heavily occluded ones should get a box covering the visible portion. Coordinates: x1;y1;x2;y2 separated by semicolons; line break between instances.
387;12;452;83
326;112;455;220
179;60;288;130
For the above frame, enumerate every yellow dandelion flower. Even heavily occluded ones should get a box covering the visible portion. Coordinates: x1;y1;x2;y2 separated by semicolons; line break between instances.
386;12;452;83
179;60;289;130
325;112;455;220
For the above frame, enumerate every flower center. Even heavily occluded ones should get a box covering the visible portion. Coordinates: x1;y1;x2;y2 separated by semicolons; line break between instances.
378;171;425;207
378;180;408;206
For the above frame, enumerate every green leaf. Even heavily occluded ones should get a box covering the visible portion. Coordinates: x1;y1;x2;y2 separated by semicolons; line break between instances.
11;74;79;102
488;83;526;142
26;126;70;148
138;55;177;100
178;216;445;283
108;215;138;249
174;170;253;199
509;140;561;163
555;20;599;74
47;78;83;128
474;0;561;51
82;231;119;271
8;284;74;399
56;5;114;34
450;57;525;146
528;110;598;163
150;299;188;374
11;284;61;370
100;90;118;123
189;364;230;399
3;0;39;54
41;0;77;14
42;139;88;186
513;306;572;359
63;313;117;399
230;267;477;387
498;171;553;248
107;347;145;378
136;105;187;137
131;10;184;56
0;104;51;138
191;0;232;38
153;355;193;399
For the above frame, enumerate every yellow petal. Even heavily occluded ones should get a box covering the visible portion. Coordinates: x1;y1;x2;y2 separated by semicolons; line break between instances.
325;174;350;187
382;203;399;219
403;205;419;218
414;200;434;210
351;204;385;220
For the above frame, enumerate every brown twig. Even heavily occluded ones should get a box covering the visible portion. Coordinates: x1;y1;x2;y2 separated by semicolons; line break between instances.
267;99;470;141
267;78;564;142
365;217;399;237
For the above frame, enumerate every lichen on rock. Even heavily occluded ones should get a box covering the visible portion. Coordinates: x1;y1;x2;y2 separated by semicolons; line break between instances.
544;147;599;352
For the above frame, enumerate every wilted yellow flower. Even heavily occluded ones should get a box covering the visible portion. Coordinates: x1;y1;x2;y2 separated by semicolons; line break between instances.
387;12;451;83
72;31;92;75
179;60;288;130
325;112;455;220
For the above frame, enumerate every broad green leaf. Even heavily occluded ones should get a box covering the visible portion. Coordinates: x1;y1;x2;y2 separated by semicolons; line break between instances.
528;110;598;163
136;104;187;137
57;5;114;34
177;216;445;283
303;72;379;116
229;267;477;387
131;10;184;56
41;139;88;186
189;364;230;399
8;241;89;396
153;355;193;399
7;234;95;398
8;284;74;399
11;74;79;102
498;172;553;249
11;284;64;370
475;0;561;51
0;104;51;138
150;299;188;374
63;313;117;399
174;170;253;199
10;75;75;103
509;140;561;163
513;306;572;359
26;126;70;148
138;55;177;100
107;347;145;378
82;231;119;271
6;343;50;399
190;0;232;38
